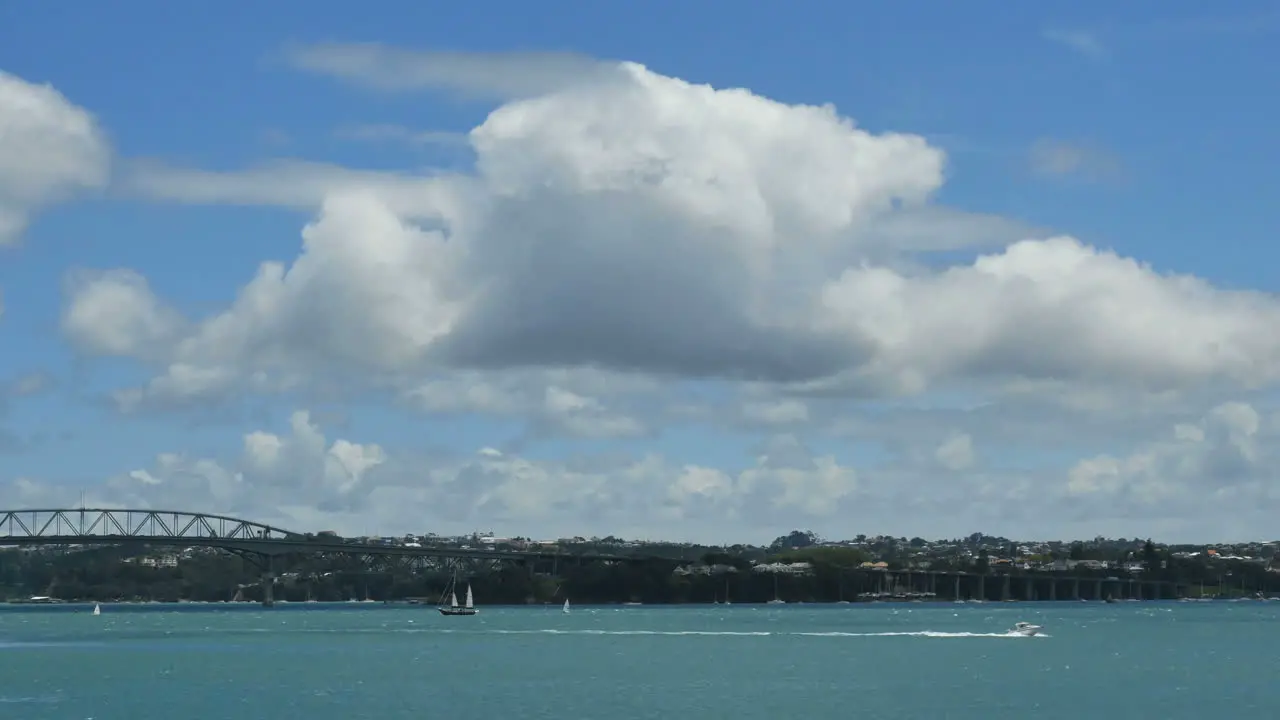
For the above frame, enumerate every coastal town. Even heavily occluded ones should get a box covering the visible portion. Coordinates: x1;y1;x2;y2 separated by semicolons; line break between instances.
34;529;1276;600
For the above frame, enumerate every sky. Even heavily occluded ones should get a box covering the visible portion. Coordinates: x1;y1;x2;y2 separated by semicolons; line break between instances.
1;1;1278;544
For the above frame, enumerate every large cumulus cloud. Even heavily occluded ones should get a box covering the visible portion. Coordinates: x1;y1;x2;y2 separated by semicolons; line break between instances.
64;61;1280;412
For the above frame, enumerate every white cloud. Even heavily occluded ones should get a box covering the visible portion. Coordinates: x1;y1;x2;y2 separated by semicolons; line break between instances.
120;159;460;217
4;396;1276;541
1043;30;1107;60
814;237;1280;395
0;70;109;246
0;409;862;542
1029;138;1123;182
81;58;1280;414
61;269;186;360
283;44;622;99
42;52;1280;540
935;432;975;471
400;368;655;440
336;124;470;149
1062;401;1279;537
741;399;810;426
541;386;646;439
1;372;53;403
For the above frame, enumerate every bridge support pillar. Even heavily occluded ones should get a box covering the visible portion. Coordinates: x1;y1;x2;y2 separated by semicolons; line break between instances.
262;555;275;608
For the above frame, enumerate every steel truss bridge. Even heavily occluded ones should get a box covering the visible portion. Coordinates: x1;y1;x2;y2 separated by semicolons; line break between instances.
0;508;635;605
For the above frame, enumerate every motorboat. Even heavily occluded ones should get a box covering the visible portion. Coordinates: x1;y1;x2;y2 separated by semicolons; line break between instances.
1009;621;1043;636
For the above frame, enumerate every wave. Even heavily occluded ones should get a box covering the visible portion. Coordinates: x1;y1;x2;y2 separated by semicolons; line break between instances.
0;695;61;704
0;639;100;648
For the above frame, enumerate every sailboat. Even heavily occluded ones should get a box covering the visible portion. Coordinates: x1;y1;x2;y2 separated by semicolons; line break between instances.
562;598;571;614
92;603;101;616
766;573;786;604
437;571;478;616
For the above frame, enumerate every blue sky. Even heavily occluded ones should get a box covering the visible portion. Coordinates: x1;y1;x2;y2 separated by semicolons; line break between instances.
1;1;1278;542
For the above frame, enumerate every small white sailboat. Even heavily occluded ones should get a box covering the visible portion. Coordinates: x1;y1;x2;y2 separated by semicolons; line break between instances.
437;571;478;616
92;603;101;616
562;598;571;614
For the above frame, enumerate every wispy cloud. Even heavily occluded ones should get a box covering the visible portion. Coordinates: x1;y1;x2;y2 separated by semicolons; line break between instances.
118;159;458;218
1042;29;1107;60
1028;139;1124;184
282;43;622;99
336;124;470;149
1044;12;1276;60
6;372;53;397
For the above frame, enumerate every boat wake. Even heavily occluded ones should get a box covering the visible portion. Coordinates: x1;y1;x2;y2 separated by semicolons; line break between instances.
496;629;774;636
236;627;1048;639
469;629;1047;639
796;630;1048;639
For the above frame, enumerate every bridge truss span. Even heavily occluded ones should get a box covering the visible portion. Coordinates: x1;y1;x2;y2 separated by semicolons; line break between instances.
0;508;302;543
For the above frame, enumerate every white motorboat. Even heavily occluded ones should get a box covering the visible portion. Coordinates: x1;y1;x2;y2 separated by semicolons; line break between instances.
1009;621;1042;636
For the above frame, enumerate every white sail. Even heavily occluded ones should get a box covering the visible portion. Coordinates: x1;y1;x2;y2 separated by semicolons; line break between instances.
92;603;101;616
464;585;474;609
449;591;458;608
563;598;570;613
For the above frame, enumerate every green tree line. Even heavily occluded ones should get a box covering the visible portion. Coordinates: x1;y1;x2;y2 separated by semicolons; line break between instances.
1;542;1275;604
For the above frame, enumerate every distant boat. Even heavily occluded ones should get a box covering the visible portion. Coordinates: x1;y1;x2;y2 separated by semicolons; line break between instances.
92;603;101;616
562;598;571;614
1009;621;1043;637
437;571;478;616
8;595;61;605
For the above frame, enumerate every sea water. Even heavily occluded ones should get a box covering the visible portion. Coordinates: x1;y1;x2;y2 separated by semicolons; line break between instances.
0;601;1276;718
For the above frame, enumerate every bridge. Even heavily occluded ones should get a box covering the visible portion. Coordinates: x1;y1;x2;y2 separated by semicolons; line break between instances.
0;508;634;606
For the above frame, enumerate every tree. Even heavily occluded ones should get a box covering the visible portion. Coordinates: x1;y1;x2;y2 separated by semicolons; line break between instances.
768;530;820;552
975;549;990;575
1069;541;1085;561
1142;539;1161;574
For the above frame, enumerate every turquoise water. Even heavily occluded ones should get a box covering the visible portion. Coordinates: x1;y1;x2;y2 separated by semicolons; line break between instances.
1;601;1276;718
